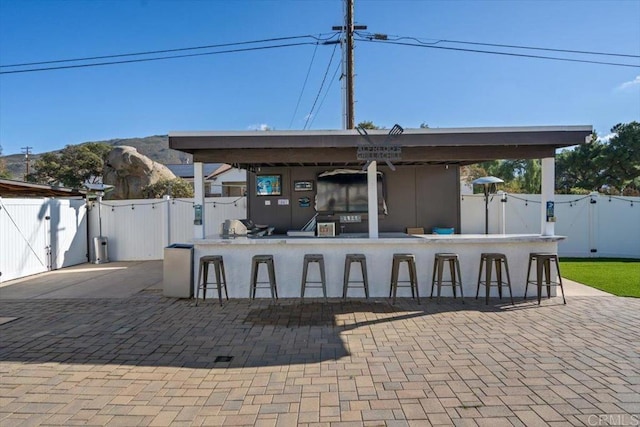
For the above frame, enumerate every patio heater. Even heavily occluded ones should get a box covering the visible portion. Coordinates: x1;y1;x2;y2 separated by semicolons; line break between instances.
471;176;504;234
84;183;114;264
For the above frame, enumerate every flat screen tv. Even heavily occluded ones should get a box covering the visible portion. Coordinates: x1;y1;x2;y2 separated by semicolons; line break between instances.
256;175;282;196
315;169;386;214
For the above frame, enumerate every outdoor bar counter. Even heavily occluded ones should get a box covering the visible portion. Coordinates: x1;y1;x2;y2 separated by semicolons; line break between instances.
192;233;564;299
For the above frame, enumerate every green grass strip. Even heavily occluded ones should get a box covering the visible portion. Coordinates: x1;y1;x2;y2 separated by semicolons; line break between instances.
560;258;640;297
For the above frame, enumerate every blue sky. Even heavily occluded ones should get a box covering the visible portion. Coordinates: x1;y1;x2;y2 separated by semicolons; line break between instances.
1;0;639;156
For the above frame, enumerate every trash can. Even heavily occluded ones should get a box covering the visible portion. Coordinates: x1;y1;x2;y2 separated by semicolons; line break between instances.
163;243;194;298
93;236;109;264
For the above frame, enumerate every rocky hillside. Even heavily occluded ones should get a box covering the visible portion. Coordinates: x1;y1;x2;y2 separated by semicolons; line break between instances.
1;135;192;180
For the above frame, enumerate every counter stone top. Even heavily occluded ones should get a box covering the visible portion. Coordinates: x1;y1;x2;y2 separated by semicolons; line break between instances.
193;233;565;245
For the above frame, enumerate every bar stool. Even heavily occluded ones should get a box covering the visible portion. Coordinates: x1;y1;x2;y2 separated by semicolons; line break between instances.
430;253;464;303
343;254;369;299
389;253;420;304
525;252;566;304
475;253;514;305
196;255;228;306
301;254;327;300
250;255;278;301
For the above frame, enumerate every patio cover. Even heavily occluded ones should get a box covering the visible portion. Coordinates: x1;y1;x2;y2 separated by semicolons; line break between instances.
169;125;593;169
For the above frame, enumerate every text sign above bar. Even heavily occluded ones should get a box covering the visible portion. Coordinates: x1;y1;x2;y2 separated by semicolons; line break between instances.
356;145;402;161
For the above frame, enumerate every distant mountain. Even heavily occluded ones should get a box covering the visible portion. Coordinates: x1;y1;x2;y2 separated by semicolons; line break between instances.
1;135;192;180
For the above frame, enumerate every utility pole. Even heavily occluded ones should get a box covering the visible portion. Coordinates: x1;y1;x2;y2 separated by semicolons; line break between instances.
332;0;366;129
21;146;33;180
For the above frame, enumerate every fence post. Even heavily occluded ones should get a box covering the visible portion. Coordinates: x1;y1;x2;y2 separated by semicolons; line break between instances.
589;192;599;256
541;157;555;236
194;162;205;239
499;191;507;234
163;195;171;248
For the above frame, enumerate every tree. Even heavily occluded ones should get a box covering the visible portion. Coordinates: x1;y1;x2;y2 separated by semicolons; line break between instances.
555;122;639;195
357;121;381;130
601;121;640;195
466;159;541;193
28;143;112;187
555;134;605;194
142;178;194;199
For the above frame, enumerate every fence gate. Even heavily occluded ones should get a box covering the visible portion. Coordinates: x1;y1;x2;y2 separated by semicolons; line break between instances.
0;198;88;283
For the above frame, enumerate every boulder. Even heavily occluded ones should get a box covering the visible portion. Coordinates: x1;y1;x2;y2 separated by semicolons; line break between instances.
103;146;176;199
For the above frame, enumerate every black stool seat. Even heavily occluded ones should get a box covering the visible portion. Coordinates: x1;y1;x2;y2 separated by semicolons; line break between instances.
250;254;278;301
475;253;514;305
430;253;464;303
525;252;566;304
301;254;327;300
196;255;228;306
343;254;369;299
389;253;419;304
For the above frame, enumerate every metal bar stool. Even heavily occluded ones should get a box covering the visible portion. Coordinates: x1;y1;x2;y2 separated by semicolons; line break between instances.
196;255;228;306
301;254;327;300
525;252;566;304
475;253;514;305
343;254;369;299
389;253;420;304
250;254;278;301
430;253;464;303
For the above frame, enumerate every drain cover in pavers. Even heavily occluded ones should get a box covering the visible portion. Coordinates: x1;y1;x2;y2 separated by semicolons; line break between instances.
214;356;233;363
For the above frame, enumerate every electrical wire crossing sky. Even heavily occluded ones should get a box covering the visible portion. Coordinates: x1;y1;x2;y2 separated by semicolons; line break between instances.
0;0;638;155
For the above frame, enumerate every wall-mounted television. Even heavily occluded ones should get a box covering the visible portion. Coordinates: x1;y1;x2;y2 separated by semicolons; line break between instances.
316;169;386;214
256;175;282;196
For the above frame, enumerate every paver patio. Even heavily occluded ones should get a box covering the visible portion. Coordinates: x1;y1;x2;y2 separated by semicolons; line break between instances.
0;262;638;426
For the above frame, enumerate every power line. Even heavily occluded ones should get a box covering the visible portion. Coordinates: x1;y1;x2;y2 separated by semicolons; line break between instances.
356;37;640;68
303;43;339;130
441;38;640;59
289;36;321;129
0;33;341;68
309;60;342;129
356;32;640;59
0;42;322;75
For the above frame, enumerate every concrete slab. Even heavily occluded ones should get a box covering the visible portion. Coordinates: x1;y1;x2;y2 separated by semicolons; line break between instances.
562;277;612;296
0;261;162;299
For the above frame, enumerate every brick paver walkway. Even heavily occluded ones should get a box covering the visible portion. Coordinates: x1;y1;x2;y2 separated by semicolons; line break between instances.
1;291;639;426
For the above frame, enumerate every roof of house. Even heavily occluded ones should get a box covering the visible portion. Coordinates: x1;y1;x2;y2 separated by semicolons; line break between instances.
165;163;223;179
168;125;593;168
0;179;85;198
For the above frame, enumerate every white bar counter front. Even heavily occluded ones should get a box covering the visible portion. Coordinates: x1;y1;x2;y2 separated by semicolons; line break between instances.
192;233;564;299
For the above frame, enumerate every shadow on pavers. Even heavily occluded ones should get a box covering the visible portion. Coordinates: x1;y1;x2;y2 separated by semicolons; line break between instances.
0;288;549;370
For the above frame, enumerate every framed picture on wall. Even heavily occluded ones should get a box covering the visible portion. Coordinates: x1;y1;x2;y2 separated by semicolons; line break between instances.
256;175;282;196
317;222;335;237
294;180;314;192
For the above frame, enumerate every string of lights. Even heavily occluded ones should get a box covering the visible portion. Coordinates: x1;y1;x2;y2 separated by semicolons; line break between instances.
606;195;636;207
94;196;246;210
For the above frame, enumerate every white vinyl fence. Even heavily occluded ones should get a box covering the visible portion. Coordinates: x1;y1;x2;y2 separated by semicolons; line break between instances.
87;196;246;261
0;197;87;283
461;193;640;258
2;193;638;283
